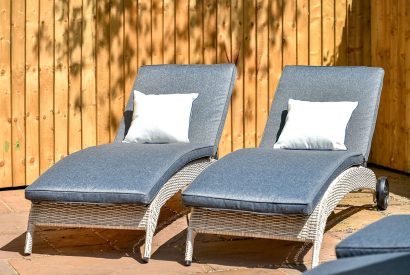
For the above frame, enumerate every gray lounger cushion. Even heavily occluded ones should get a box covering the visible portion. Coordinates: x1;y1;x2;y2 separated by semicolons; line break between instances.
26;143;213;205
336;215;410;258
304;252;410;275
260;66;384;161
183;149;364;215
115;64;237;156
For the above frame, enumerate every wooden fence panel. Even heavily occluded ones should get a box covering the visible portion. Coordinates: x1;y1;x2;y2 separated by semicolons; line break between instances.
1;0;409;187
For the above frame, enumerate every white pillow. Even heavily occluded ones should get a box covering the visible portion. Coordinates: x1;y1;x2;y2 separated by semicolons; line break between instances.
123;90;199;143
273;99;358;150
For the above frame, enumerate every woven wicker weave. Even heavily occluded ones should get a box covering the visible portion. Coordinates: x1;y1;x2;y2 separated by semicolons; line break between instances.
185;166;377;268
24;158;213;261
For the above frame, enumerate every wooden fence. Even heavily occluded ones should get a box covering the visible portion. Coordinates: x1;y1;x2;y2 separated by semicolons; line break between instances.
0;0;408;188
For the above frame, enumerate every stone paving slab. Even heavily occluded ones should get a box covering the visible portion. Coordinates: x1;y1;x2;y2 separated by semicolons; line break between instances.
0;167;408;274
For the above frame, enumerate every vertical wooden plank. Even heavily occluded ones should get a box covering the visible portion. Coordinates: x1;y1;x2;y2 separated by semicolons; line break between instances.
124;0;138;104
283;0;297;66
11;0;26;186
309;0;322;65
231;0;244;150
110;0;124;140
82;0;97;149
163;0;175;63
268;0;282;107
39;0;55;174
346;0;361;65
297;0;309;65
203;0;217;64
243;0;256;148
217;0;232;157
68;0;82;154
25;0;40;184
0;0;12;187
152;0;163;64
322;0;334;65
405;0;410;171
137;0;152;68
335;0;347;65
189;0;203;64
255;0;268;146
54;0;69;162
96;1;110;145
176;0;189;63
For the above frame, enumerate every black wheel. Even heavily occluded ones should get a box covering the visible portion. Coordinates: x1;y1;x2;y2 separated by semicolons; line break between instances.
142;257;149;263
185;260;192;266
376;176;389;210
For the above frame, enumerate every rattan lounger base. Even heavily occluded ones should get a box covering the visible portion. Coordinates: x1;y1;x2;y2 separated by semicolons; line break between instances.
185;166;377;268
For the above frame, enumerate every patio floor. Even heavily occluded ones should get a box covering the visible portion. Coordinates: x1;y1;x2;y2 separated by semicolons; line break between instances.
0;166;409;275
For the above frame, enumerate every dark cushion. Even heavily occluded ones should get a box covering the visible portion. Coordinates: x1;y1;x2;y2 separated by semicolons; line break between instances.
336;215;410;258
260;66;384;161
182;149;364;215
304;252;410;275
26;143;213;205
114;64;236;156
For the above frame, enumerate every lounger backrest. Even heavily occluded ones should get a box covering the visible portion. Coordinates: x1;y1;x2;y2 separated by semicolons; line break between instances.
260;66;384;161
114;64;236;156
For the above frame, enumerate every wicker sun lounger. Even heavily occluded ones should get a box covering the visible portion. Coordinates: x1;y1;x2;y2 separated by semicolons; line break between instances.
24;64;236;262
182;66;388;268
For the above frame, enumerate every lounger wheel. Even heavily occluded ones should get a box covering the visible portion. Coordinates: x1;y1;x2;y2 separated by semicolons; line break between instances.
376;176;389;210
142;257;150;263
185;260;192;266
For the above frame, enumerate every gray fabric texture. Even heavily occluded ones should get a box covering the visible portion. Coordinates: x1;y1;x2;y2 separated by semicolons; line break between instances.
114;64;236;156
336;215;410;258
260;66;384;161
26;143;213;204
183;149;364;215
304;252;410;275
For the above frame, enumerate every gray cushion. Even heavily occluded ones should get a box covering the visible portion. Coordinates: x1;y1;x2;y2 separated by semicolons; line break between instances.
183;149;364;215
304;252;410;275
114;64;236;156
260;66;384;161
336;215;410;258
26;143;213;205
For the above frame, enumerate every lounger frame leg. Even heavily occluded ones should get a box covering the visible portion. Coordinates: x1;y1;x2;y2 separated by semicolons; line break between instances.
185;166;377;269
24;158;213;262
24;223;34;255
185;228;196;265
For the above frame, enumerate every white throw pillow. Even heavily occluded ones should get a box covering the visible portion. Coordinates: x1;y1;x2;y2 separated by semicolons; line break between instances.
123;90;199;143
273;99;358;150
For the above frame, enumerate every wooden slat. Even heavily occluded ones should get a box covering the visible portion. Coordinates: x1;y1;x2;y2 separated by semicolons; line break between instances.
124;0;138;104
25;0;40;184
217;0;232;157
231;0;244;150
405;0;410;171
68;0;82;154
11;0;26;186
243;0;256;148
109;0;124;141
176;0;189;64
255;0;269;146
297;0;309;65
309;0;322;65
81;0;97;149
203;0;217;64
152;0;163;64
283;0;297;66
137;0;152;67
0;0;12;187
189;0;203;64
163;0;175;63
54;0;69;162
335;0;347;65
39;0;54;174
268;0;283;106
322;0;335;65
96;1;110;145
